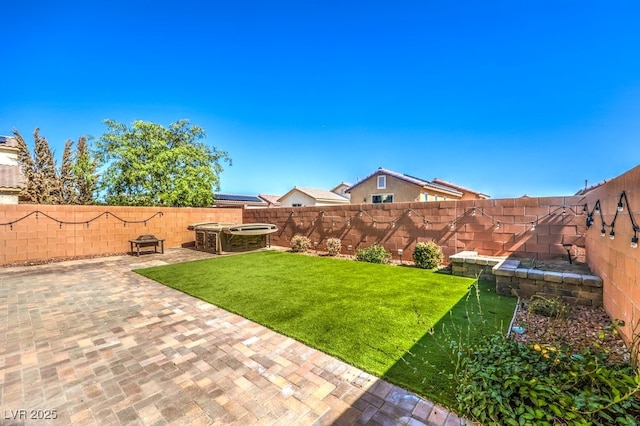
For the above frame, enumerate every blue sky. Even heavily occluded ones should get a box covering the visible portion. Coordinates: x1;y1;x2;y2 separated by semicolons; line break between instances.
2;1;639;199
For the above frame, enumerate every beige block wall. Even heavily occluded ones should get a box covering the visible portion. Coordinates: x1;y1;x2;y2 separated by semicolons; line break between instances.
0;205;243;265
582;165;640;345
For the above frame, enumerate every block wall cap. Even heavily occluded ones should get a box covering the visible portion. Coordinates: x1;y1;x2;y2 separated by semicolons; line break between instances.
583;275;603;287
562;273;583;285
449;251;478;260
494;268;515;277
543;271;564;283
527;270;545;280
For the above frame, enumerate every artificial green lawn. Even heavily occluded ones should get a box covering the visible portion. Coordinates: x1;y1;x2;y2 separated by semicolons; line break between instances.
136;250;516;406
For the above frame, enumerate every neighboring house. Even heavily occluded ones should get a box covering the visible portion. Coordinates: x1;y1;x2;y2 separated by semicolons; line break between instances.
432;178;491;201
346;167;490;204
257;194;281;207
0;136;25;204
330;182;351;200
213;193;270;208
277;186;350;207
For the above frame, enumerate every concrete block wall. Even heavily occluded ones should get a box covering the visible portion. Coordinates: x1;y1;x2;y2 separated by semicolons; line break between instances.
243;196;586;263
0;205;242;265
581;164;640;344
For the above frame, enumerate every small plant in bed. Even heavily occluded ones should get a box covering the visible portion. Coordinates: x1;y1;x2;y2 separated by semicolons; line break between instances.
412;241;444;269
355;243;391;264
456;333;640;425
290;235;311;252
528;295;569;318
325;238;341;256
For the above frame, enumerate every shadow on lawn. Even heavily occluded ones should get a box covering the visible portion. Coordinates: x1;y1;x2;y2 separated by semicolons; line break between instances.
330;280;517;425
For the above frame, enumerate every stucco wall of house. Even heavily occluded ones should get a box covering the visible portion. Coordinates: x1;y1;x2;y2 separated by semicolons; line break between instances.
0;138;24;204
0;148;18;165
278;191;318;207
349;175;426;204
0;192;19;205
459;192;483;200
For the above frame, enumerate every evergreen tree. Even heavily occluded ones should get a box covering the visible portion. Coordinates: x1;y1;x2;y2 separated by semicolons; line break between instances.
12;129;38;203
12;129;97;205
33;128;60;204
59;139;75;203
73;136;98;204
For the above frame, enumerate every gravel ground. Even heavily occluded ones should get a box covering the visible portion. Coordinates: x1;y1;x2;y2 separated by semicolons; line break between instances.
510;299;630;364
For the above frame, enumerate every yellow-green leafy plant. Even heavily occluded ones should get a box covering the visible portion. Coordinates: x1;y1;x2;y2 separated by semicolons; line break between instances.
290;235;311;253
356;244;391;264
412;241;444;269
326;238;341;256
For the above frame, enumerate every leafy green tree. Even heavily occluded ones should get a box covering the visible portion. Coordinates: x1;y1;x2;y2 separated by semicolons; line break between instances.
95;119;230;206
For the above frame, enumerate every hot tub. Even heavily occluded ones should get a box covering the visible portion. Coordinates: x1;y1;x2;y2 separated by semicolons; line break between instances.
188;222;278;253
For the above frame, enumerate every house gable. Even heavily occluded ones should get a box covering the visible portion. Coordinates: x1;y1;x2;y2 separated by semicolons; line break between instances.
346;168;464;204
0;136;25;204
278;187;350;207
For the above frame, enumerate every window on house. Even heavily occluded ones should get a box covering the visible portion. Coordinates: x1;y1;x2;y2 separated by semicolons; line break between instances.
434;194;438;201
372;194;393;203
422;193;429;201
292;203;302;207
377;175;386;189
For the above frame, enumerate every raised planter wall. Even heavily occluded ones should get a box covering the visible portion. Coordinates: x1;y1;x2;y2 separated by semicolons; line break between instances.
450;251;603;306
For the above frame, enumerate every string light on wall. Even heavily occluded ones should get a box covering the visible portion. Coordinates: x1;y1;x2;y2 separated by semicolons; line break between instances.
584;191;638;249
1;210;163;230
285;203;581;241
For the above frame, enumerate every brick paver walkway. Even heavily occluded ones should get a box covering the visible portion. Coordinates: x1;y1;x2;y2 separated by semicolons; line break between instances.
0;248;473;425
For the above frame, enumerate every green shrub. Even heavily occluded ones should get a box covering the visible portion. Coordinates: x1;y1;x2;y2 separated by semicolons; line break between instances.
355;244;391;264
325;238;341;256
456;334;640;425
290;235;311;253
412;241;444;269
529;295;569;318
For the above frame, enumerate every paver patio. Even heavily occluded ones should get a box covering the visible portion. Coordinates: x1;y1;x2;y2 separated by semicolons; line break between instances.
0;248;473;425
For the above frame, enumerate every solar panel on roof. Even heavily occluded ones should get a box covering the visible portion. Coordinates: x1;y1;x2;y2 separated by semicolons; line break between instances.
214;194;264;202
